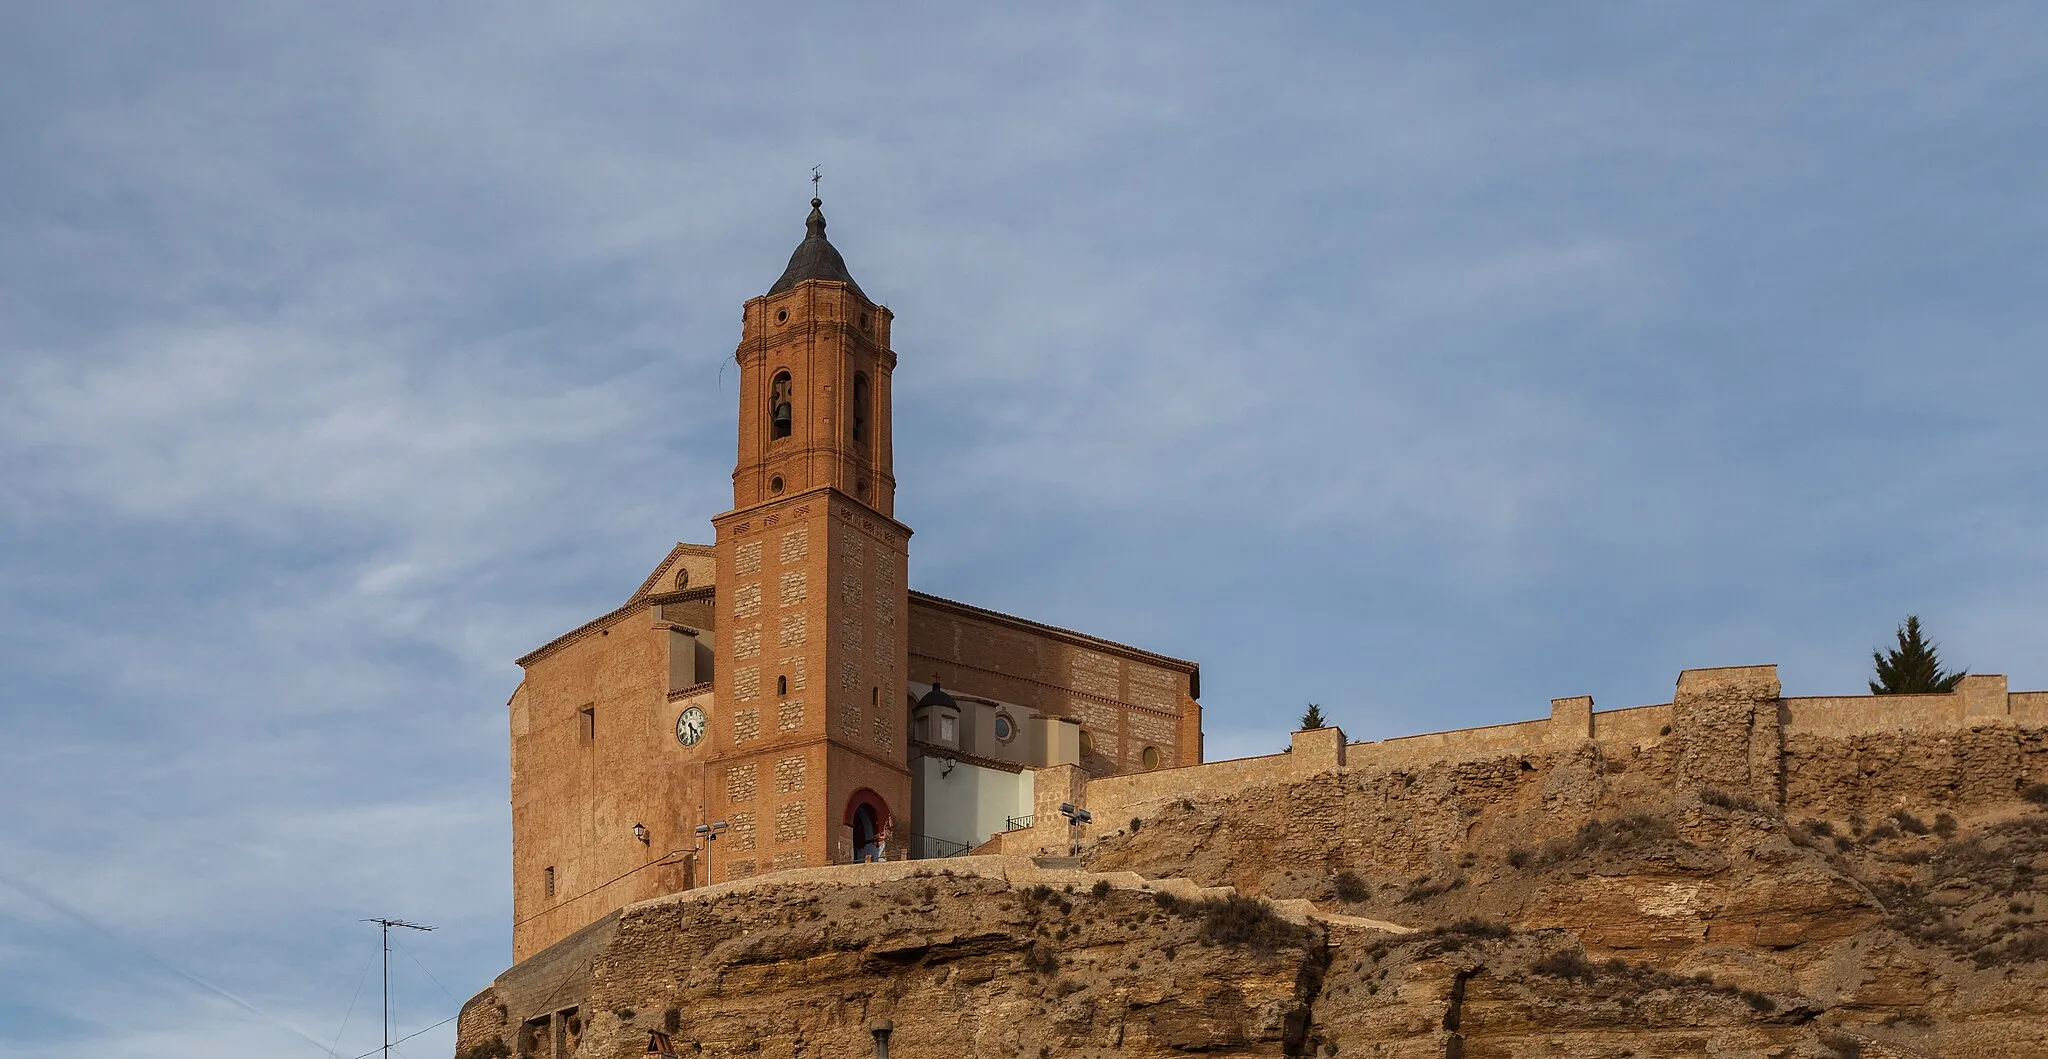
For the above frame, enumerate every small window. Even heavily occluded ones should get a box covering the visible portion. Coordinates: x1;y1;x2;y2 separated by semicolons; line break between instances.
777;675;788;697
1141;746;1161;770
769;475;784;494
1078;729;1095;758
851;373;871;444
544;866;556;897
939;714;957;744
579;706;595;745
769;371;794;440
993;714;1016;743
870;687;878;707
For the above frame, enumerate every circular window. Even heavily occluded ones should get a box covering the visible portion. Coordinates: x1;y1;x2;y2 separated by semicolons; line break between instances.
993;714;1016;743
769;475;784;494
1078;729;1095;757
1141;746;1161;770
673;567;690;589
776;308;789;323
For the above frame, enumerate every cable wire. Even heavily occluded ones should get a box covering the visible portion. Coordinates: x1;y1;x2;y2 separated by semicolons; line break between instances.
0;868;337;1054
325;946;377;1058
348;1013;457;1059
512;848;689;927
391;933;460;1005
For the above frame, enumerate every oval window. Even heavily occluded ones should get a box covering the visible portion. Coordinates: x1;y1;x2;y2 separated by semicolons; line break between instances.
1141;746;1161;770
993;714;1015;743
1078;729;1095;757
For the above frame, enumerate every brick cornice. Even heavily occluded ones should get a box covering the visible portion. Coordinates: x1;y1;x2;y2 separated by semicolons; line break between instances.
625;542;716;606
517;586;716;669
907;590;1200;694
907;739;1027;774
908;650;1184;721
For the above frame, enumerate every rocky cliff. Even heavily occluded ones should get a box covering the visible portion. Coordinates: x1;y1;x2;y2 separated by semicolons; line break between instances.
457;720;2048;1058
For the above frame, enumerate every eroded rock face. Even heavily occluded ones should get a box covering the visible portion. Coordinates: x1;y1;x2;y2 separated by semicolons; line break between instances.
458;725;2048;1059
461;866;1326;1059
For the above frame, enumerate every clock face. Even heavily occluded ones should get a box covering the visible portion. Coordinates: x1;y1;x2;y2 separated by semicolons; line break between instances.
675;706;707;747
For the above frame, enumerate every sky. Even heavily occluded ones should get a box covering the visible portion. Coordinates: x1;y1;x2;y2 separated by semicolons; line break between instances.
2;3;2045;1056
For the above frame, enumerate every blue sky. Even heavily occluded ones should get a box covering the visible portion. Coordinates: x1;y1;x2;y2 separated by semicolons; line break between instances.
2;4;2044;1056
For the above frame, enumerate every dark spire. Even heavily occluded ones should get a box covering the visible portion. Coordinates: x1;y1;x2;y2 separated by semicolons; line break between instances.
767;197;866;299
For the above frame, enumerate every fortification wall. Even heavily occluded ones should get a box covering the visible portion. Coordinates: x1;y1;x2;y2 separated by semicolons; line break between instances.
1000;665;2044;855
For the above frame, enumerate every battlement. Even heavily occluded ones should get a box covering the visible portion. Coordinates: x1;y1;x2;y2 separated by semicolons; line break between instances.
996;665;2046;855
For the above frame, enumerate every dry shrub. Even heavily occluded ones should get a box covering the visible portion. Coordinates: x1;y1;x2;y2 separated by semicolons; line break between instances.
1437;918;1510;939
1398;874;1466;903
1194;895;1314;956
1701;788;1763;812
1534;814;1679;868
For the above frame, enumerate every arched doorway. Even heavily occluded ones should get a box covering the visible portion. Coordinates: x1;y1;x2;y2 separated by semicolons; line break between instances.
844;789;892;863
852;805;880;863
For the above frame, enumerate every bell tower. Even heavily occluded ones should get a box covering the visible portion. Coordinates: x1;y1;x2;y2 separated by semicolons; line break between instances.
704;197;913;880
730;198;897;515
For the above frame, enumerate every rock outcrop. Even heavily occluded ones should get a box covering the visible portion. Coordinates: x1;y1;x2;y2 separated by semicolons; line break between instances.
458;721;2048;1059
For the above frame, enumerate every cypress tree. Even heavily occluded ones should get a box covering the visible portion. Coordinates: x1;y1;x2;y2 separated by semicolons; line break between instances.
1870;615;1966;694
1299;703;1328;730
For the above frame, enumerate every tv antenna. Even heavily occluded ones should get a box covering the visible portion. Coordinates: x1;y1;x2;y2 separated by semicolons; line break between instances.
361;917;435;1059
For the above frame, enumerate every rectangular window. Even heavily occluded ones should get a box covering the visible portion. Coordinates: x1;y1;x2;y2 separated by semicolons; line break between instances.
544;866;556;897
579;706;595;744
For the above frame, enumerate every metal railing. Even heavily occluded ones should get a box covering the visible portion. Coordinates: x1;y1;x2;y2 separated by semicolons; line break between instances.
909;834;972;859
1004;814;1035;831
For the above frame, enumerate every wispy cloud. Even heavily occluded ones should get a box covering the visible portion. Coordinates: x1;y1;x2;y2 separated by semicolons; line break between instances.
2;5;2046;1057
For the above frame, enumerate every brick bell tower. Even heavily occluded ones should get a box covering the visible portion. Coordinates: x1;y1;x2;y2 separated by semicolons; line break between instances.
705;197;912;879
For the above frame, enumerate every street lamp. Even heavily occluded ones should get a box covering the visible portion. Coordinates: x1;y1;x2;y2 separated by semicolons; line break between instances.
694;819;730;885
1058;802;1092;857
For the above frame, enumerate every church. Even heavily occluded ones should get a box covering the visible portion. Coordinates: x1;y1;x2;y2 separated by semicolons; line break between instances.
506;199;1204;960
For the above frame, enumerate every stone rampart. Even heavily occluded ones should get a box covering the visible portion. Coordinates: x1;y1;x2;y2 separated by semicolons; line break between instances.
1005;665;2043;851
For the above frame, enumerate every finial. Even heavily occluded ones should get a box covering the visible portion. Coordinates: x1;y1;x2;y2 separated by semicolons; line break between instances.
811;164;822;200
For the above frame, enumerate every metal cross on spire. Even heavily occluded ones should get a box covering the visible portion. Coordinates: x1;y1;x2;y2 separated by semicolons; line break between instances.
812;165;822;199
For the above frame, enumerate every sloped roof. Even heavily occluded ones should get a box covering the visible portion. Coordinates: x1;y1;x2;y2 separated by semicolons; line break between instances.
767;198;866;299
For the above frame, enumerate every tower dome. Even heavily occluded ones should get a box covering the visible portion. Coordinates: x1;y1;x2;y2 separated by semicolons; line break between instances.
767;197;866;299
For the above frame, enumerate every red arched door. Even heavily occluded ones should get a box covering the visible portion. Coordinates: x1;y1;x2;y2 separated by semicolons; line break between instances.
844;789;891;863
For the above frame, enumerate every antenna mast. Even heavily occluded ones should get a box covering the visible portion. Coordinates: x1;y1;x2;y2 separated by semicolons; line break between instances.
362;917;434;1059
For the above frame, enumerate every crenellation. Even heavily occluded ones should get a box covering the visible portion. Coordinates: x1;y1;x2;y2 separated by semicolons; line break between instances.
1000;666;2045;858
